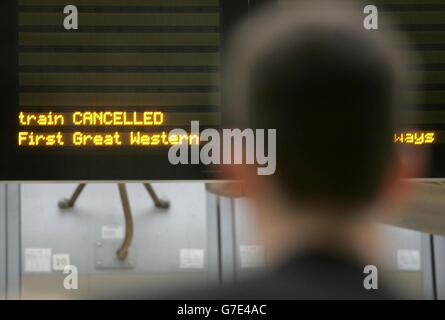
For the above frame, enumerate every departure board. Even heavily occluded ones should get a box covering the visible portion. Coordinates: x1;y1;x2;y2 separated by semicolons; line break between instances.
0;0;248;180
251;0;445;179
3;0;445;180
370;0;445;177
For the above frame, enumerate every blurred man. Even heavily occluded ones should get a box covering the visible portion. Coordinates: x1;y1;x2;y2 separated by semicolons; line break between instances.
124;0;421;300
201;0;421;300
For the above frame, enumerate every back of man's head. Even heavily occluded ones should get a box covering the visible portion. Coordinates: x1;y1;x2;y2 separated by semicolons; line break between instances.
225;0;414;211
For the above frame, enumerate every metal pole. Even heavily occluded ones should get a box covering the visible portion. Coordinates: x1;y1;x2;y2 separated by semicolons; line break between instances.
143;183;170;209
116;184;134;261
58;183;86;209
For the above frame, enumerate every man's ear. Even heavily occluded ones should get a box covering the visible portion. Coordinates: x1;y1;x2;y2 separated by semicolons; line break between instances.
379;146;427;205
214;164;263;198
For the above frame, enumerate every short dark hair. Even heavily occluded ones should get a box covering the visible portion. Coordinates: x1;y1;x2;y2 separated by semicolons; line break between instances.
225;0;413;209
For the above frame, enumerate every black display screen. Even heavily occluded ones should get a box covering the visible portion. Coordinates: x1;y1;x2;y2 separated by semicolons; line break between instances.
2;0;445;180
0;0;248;181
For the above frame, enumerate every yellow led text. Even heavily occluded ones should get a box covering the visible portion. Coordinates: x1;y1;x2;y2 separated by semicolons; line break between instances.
19;112;64;126
129;132;199;146
72;132;122;146
18;132;64;146
19;111;165;127
72;111;164;126
393;132;435;145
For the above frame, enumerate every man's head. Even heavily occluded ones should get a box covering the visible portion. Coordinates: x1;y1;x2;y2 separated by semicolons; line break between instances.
224;0;420;213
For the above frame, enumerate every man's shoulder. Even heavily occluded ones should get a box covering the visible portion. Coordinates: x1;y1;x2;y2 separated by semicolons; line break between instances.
169;251;396;300
118;251;396;300
177;271;392;300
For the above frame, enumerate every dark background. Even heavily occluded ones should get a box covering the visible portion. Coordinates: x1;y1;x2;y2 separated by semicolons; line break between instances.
0;0;252;181
1;0;443;180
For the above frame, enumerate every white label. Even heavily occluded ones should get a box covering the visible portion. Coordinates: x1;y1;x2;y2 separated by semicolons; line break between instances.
25;248;52;272
180;249;204;269
53;254;71;271
101;225;124;239
397;250;421;271
240;245;266;269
